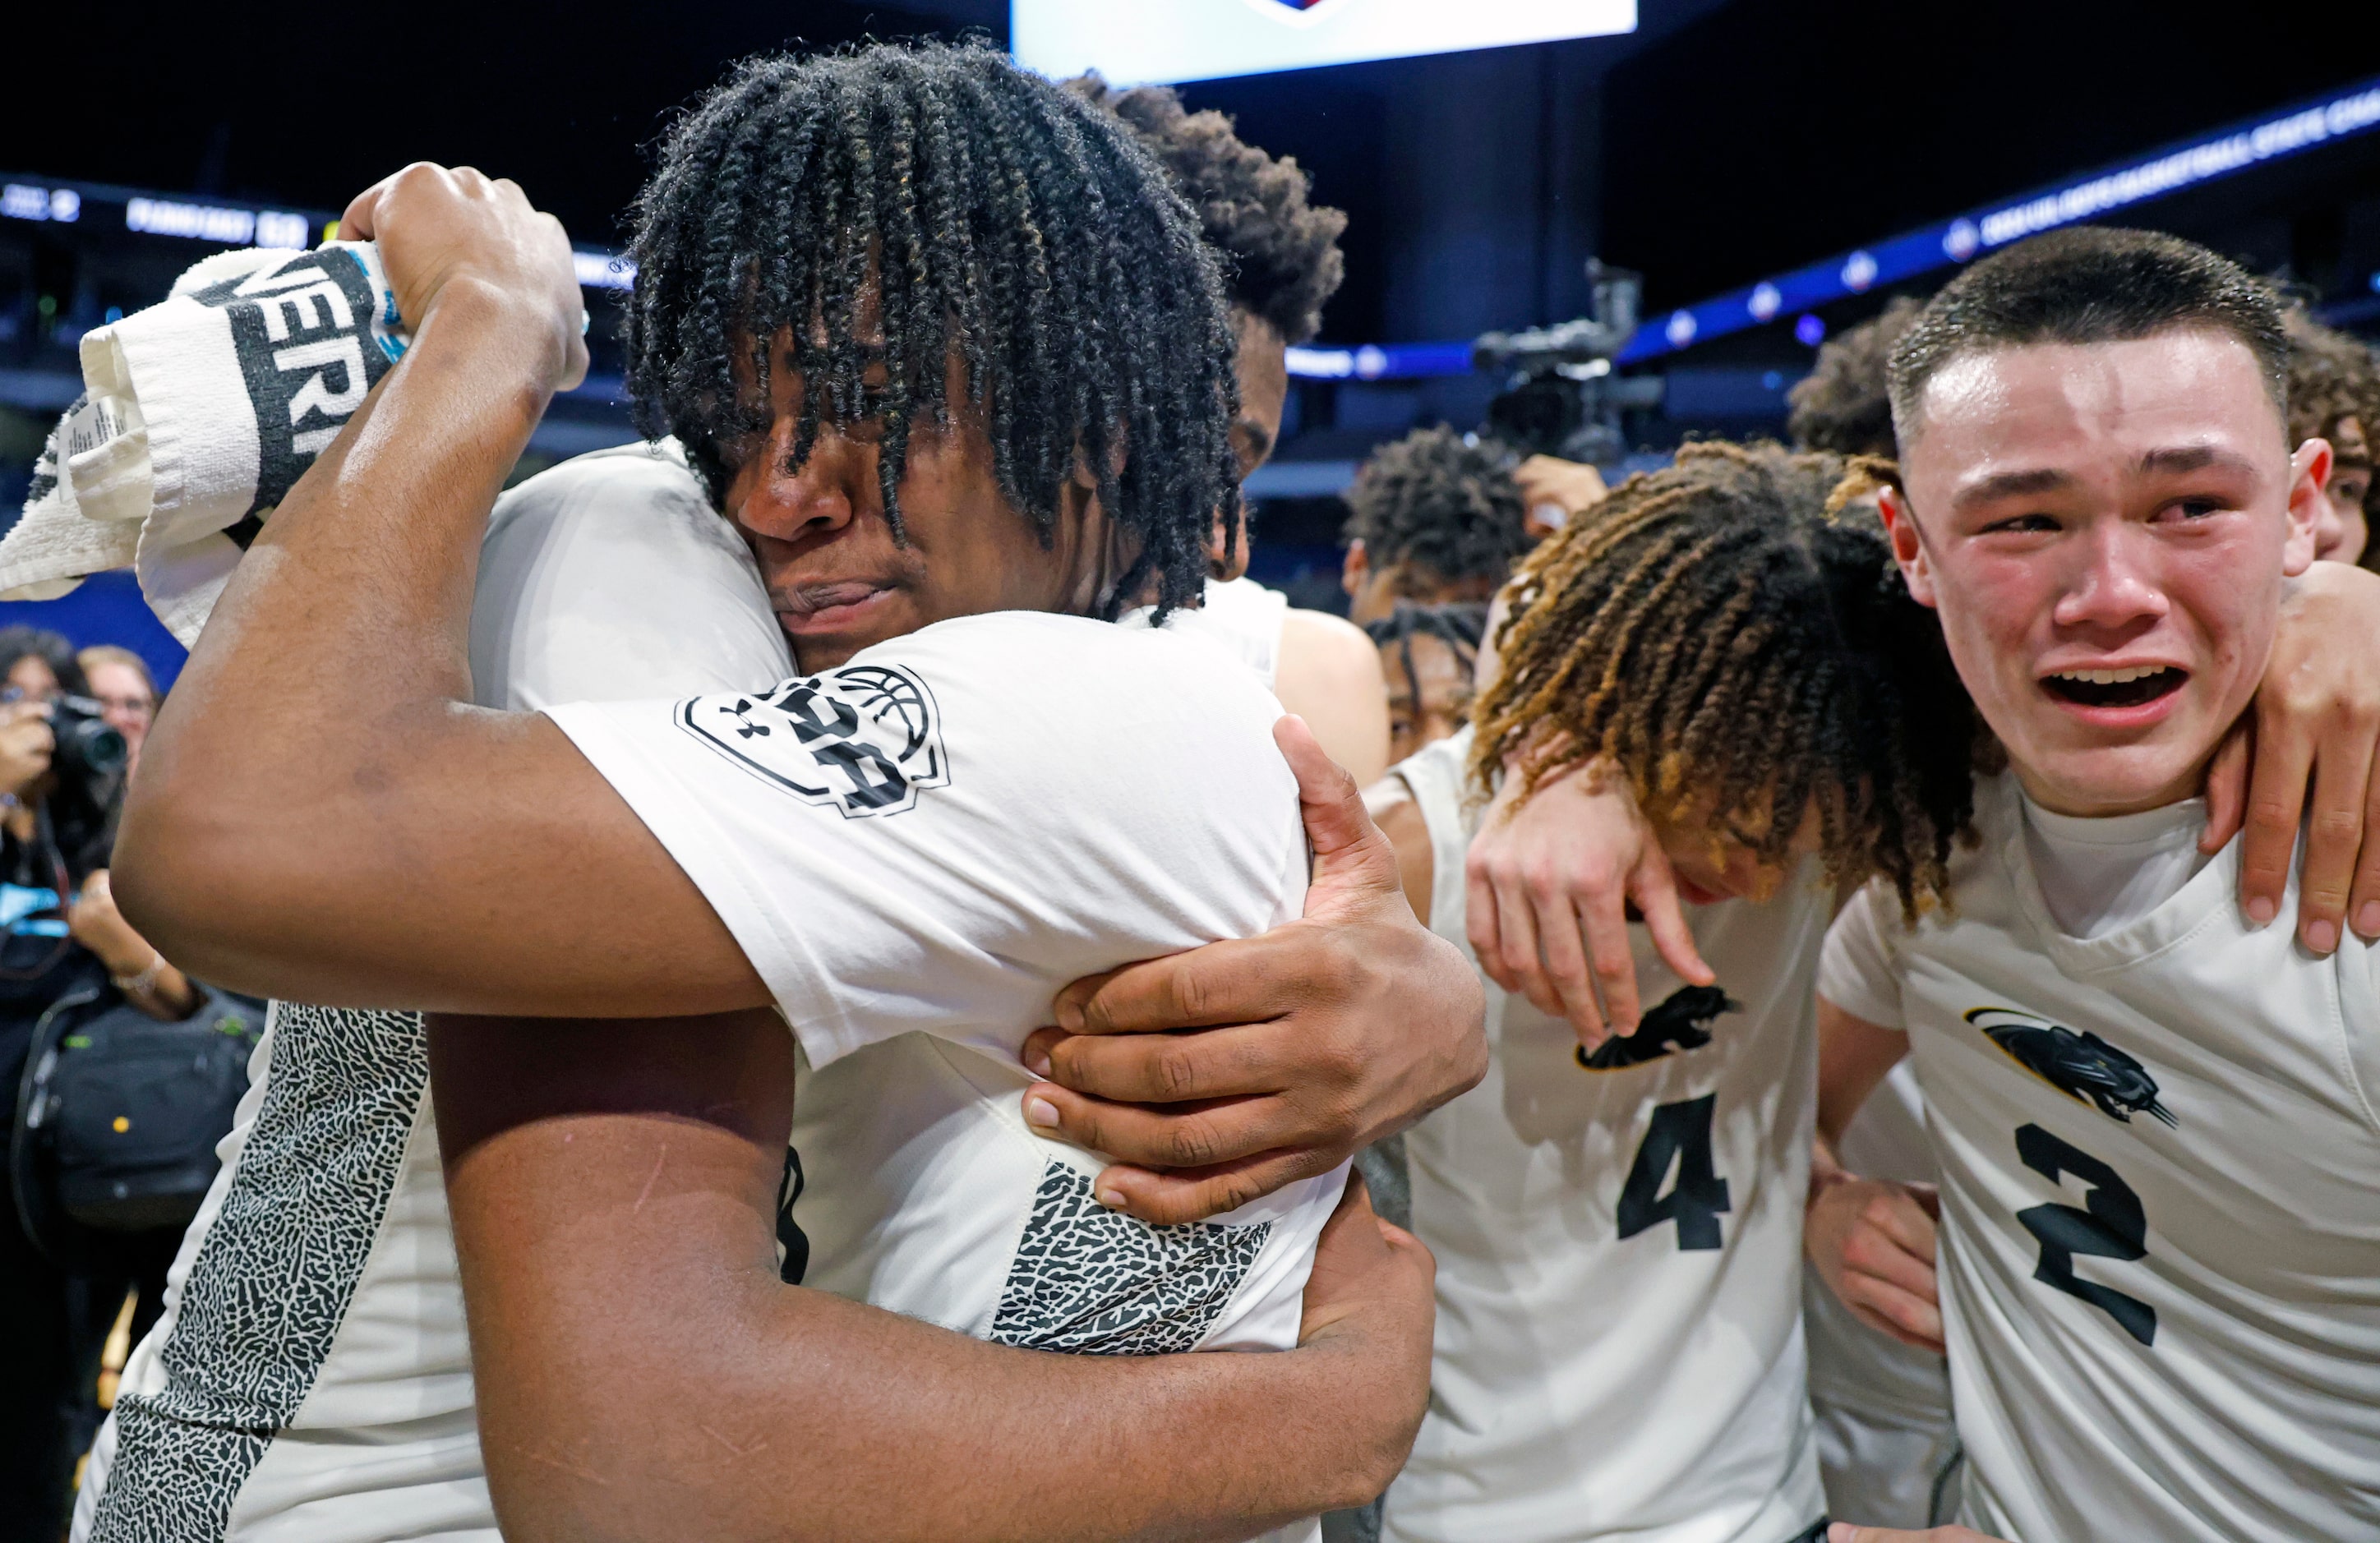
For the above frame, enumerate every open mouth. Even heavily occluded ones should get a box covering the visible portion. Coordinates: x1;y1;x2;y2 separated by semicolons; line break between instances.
2039;665;2187;710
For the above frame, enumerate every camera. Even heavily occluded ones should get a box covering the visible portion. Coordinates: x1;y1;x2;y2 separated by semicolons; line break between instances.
48;694;127;790
1474;260;1667;464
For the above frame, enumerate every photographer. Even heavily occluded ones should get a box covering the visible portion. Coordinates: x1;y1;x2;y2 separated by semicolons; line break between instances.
0;626;196;1543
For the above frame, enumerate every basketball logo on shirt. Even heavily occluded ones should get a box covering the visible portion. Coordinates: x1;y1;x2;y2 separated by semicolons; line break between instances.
1576;983;1738;1071
677;663;950;818
1967;1007;2177;1127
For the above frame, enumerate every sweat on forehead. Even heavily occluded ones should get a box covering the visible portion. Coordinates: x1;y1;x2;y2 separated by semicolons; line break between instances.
1886;228;2290;447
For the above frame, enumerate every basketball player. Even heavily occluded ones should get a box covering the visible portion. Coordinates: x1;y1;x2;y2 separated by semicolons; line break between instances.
1071;74;1391;785
2284;304;2378;566
1369;441;1981;1543
1815;227;2380;1539
1341;426;1537;625
93;47;1480;1542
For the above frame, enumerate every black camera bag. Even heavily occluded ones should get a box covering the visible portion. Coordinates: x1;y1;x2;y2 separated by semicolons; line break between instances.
12;983;262;1262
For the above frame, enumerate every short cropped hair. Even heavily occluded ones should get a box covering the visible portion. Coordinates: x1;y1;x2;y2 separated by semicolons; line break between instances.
1064;75;1346;345
1889;228;2289;443
1787;297;1921;458
1341;426;1531;585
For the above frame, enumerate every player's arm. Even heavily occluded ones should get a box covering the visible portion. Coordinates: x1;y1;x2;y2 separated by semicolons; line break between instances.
1276;607;1391;787
2202;560;2380;951
1361;773;1435;924
1806;997;1941;1354
432;1005;1435;1543
113;165;764;1017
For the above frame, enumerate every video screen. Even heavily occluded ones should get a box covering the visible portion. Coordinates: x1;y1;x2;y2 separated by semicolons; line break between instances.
1012;0;1636;85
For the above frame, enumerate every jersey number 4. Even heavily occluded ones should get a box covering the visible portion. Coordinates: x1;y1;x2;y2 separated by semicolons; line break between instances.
1619;1095;1732;1251
2013;1123;2155;1347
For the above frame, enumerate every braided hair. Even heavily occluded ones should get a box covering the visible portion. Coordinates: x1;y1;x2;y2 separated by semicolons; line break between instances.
1342;426;1533;589
1471;440;1985;916
624;42;1241;619
1063;75;1345;346
1366;601;1486;707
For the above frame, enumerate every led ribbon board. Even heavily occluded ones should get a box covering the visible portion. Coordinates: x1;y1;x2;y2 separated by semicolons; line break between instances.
1012;0;1635;85
1619;73;2380;364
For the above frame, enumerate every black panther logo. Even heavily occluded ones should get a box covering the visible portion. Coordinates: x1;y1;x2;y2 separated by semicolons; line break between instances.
1577;983;1739;1071
1966;1007;2177;1127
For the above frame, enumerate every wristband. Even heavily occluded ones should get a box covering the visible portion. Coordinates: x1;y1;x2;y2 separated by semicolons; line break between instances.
112;951;168;997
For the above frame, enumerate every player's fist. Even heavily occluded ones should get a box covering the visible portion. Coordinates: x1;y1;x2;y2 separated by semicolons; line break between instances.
337;164;586;393
1806;1172;1944;1354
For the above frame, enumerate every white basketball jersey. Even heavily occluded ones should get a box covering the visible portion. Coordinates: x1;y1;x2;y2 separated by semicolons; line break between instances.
1120;574;1289;690
1383;730;1828;1543
1824;772;2380;1541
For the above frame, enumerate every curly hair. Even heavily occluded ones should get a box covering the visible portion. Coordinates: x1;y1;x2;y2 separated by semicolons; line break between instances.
1366;599;1487;718
1471;441;1983;916
1786;297;1921;458
624;42;1241;620
2285;307;2380;464
1063;74;1346;345
1342;426;1533;587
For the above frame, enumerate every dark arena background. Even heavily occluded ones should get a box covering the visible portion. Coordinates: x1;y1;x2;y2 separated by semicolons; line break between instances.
2;0;2375;670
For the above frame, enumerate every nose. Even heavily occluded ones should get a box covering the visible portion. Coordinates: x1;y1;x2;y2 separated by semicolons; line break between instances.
732;421;872;546
2050;518;2169;637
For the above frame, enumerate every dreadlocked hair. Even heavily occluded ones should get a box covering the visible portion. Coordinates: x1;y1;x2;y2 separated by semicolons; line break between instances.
1063;74;1346;345
1364;601;1488;712
625;41;1241;620
1470;440;1985;918
1342;425;1532;586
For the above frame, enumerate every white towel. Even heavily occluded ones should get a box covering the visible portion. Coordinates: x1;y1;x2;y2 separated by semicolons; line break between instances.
0;242;409;643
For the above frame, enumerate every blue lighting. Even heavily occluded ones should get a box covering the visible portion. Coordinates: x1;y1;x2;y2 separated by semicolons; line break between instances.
1794;315;1825;348
1617;73;2380;364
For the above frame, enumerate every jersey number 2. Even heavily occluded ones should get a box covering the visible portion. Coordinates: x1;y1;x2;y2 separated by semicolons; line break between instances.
2013;1123;2155;1347
1618;1095;1731;1251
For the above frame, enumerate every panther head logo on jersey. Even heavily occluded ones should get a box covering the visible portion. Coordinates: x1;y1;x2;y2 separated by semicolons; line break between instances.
1577;983;1739;1071
1966;1007;2178;1127
676;662;950;818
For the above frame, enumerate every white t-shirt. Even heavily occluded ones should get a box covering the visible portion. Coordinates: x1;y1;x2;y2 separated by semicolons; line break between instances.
548;610;1338;1355
1382;730;1829;1543
1820;771;2380;1541
77;440;794;1543
1120;573;1290;691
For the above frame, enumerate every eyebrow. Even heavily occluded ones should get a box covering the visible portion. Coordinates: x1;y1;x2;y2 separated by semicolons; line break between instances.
2136;444;2253;477
1953;467;2073;507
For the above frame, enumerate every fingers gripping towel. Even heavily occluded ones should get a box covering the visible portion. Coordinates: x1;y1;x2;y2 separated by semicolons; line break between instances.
0;242;409;643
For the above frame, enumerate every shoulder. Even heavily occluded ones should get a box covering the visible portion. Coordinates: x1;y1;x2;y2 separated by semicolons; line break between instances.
1277;606;1381;683
489;440;713;541
1364;775;1435;926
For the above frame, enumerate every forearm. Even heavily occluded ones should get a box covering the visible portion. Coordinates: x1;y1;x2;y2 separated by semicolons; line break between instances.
1815;998;1907;1147
454;1121;1396;1542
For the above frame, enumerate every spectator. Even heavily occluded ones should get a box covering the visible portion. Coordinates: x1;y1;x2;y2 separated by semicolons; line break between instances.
2282;306;2380;566
1341;426;1534;624
0;626;196;1541
1787;295;1924;458
77;647;158;776
1365;601;1487;766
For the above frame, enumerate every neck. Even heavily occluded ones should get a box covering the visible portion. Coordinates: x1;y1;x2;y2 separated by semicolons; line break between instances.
2011;759;2207;819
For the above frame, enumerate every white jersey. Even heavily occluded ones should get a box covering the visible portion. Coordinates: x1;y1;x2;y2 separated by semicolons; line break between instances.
1801;1060;1960;1528
551;610;1336;1359
1383;730;1829;1543
76;440;793;1542
1121;573;1289;691
1820;772;2380;1542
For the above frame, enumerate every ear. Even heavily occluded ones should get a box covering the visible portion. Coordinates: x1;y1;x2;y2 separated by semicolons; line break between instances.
2282;436;2332;577
1875;485;1939;609
1342;537;1370;598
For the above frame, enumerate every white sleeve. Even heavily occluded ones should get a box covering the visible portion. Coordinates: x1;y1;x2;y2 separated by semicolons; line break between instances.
1817;879;1909;1032
469;440;791;710
544;612;1308;1071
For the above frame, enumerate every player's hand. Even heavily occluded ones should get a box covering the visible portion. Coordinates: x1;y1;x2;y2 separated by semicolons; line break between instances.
2201;560;2380;953
1294;1172;1436;1460
1829;1527;2008;1543
1806;1172;1944;1354
1021;716;1487;1226
0;701;55;798
1512;454;1607;537
1467;752;1712;1049
338;163;586;393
